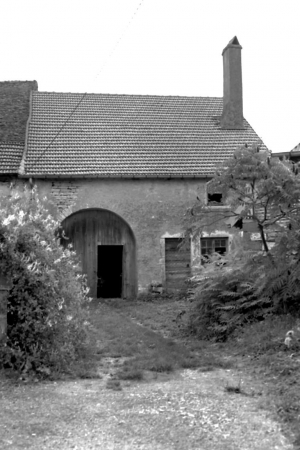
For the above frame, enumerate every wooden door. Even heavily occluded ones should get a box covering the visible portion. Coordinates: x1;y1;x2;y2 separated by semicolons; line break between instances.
165;238;191;292
61;209;137;299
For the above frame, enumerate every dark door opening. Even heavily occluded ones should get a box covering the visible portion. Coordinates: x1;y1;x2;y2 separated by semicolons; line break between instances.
97;245;123;298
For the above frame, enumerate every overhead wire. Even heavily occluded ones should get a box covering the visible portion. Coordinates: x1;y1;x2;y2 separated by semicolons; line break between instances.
27;93;88;171
28;0;146;172
94;0;145;81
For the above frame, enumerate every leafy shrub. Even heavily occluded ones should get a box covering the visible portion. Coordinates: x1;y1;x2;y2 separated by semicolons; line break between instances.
186;144;300;340
259;230;300;315
189;254;256;340
0;185;91;376
188;239;300;341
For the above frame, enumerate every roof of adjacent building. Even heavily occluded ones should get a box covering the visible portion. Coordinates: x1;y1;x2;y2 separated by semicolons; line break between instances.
0;81;38;143
21;91;265;178
271;143;300;163
0;142;24;174
291;143;300;153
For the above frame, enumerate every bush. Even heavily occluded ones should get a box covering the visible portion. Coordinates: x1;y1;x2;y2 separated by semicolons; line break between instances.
0;185;91;376
188;242;271;341
259;231;300;315
188;239;300;341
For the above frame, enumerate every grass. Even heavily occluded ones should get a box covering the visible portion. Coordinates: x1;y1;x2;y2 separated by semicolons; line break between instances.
84;297;230;387
224;378;250;395
121;296;299;447
117;366;143;380
0;296;228;386
106;379;122;391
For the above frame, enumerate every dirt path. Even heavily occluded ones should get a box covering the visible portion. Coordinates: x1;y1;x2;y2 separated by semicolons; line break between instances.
0;367;293;450
0;299;296;449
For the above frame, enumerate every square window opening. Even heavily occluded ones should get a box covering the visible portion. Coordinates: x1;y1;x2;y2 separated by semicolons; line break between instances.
201;237;228;263
207;193;223;205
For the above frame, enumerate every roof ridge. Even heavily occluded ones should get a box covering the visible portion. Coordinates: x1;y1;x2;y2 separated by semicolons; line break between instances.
33;91;222;100
0;80;37;84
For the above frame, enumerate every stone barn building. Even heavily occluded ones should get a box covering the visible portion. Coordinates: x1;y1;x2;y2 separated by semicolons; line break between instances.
0;37;266;298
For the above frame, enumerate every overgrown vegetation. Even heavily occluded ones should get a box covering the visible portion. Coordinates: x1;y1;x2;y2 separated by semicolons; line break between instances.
0;297;298;447
87;298;230;387
182;143;300;445
228;314;300;446
187;144;300;341
0;186;92;378
89;298;300;445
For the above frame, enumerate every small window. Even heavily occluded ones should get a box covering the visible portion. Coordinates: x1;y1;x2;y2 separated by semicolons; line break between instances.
201;237;228;262
233;218;243;229
207;193;223;205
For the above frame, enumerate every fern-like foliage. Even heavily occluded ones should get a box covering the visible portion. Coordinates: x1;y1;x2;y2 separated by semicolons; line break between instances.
188;231;300;341
187;145;300;341
258;230;300;314
189;244;260;340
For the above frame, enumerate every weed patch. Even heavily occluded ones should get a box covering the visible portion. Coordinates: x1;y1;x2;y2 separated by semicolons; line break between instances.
117;367;144;380
106;379;122;391
86;300;230;382
225;379;244;394
229;315;300;446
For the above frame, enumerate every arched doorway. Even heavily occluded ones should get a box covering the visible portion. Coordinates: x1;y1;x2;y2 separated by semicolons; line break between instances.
61;209;137;299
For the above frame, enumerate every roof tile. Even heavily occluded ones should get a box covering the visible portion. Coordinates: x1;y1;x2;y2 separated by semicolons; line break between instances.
24;92;266;177
0;142;24;174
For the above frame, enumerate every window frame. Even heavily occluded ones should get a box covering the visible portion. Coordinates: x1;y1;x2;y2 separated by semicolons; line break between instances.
205;180;229;209
200;237;228;263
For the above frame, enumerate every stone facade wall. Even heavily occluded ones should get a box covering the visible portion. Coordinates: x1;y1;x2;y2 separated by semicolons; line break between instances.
50;181;80;218
0;177;243;292
35;178;238;291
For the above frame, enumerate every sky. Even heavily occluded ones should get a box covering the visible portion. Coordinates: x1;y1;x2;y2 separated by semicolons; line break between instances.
1;0;300;153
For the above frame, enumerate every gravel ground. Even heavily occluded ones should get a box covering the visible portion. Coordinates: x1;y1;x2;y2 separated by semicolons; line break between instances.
0;367;294;449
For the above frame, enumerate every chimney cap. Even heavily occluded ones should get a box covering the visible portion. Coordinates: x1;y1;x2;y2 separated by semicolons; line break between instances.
222;36;242;55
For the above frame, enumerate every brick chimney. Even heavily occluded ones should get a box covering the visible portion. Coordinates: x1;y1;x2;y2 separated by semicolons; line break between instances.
221;36;244;129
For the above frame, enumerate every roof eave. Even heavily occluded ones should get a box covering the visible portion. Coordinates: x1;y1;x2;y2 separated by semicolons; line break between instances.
18;173;212;180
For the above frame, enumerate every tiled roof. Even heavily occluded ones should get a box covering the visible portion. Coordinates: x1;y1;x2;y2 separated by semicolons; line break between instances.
0;142;24;174
23;92;265;178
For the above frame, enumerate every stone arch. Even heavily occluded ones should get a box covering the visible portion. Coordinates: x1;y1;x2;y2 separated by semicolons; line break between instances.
61;208;137;299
